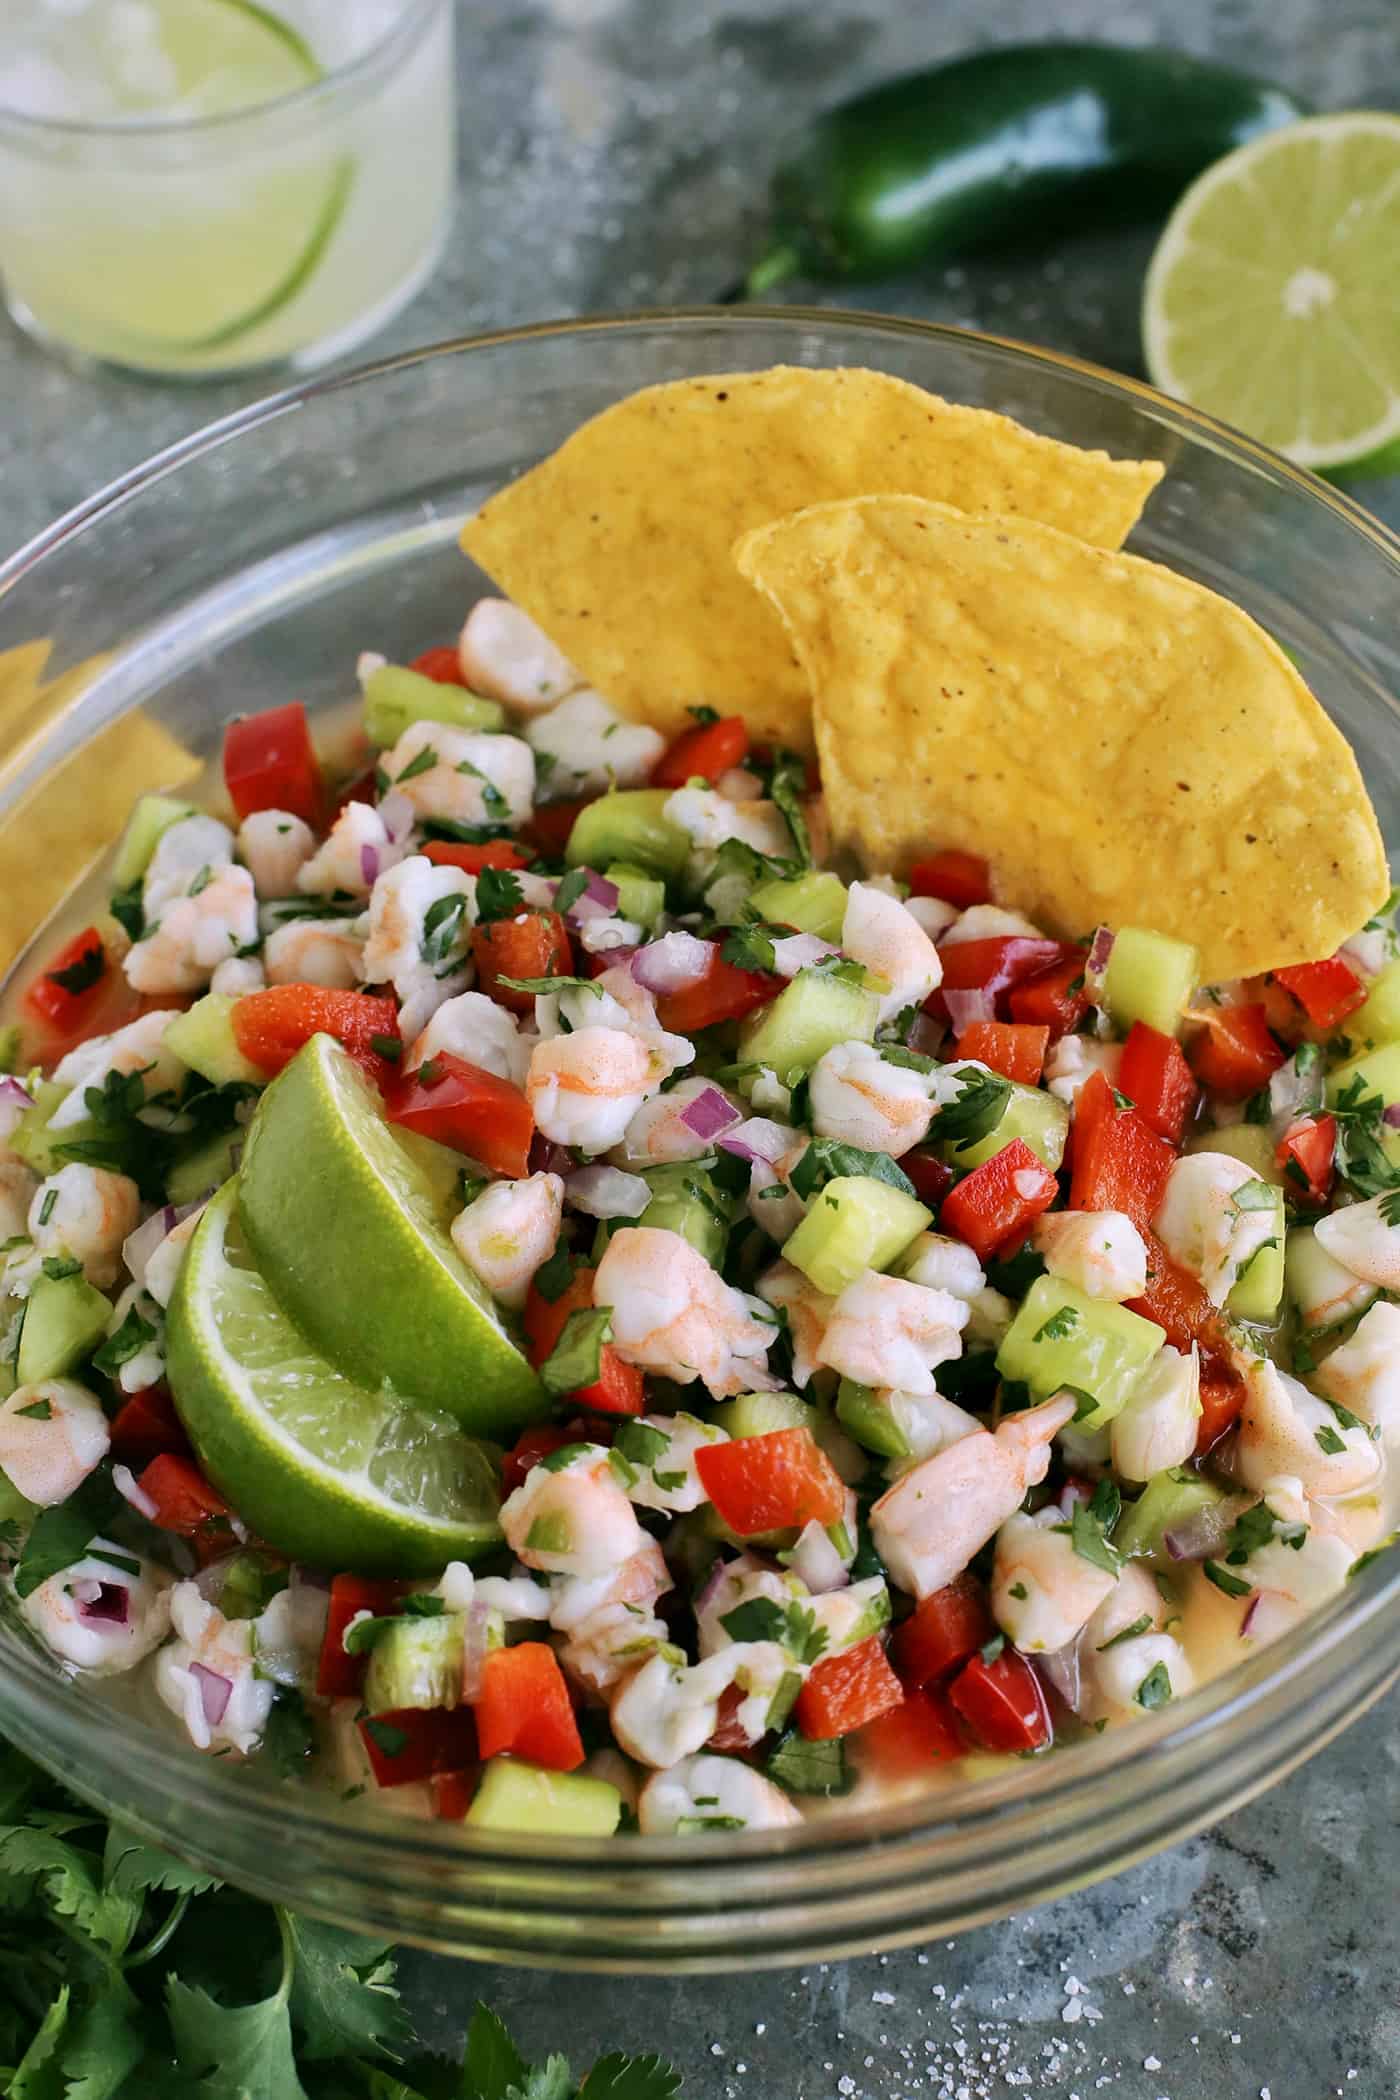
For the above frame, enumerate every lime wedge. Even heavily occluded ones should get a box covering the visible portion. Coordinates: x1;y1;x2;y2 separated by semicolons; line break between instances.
1142;113;1400;472
238;1035;548;1436
166;1185;502;1574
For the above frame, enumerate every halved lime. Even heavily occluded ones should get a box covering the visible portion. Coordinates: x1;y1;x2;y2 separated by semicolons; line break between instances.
238;1035;547;1435
166;1185;502;1573
1142;113;1400;472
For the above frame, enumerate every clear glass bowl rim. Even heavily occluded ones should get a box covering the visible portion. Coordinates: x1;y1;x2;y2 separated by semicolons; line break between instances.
0;0;445;141
0;307;1397;1967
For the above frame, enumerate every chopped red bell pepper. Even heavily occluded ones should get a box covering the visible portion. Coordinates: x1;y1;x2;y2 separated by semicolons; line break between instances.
1195;1370;1247;1455
654;952;784;1034
705;1682;754;1754
473;1642;584;1770
1187;1004;1285;1101
939;1138;1058;1262
897;1147;955;1208
316;1574;405;1698
472;910;573;1016
930;936;1069;1021
948;1648;1051;1753
109;1385;190;1467
1007;949;1091;1038
422;838;532;875
1276;1113;1336;1206
908;849;992;910
223;701;322;827
794;1636;904;1741
409;645;470;686
331;764;380;814
387;1051;534;1180
1127;1231;1220;1352
24;927;108;1038
694;1427;846;1536
358;1706;477;1788
1274;957;1366;1031
858;1688;964;1777
432;1769;478;1819
651;714;749;788
954;1019;1049;1087
231;985;400;1082
522;1270;644;1416
1116;1022;1199;1144
892;1573;995;1688
1068;1071;1176;1233
136;1454;236;1564
525;797;591;858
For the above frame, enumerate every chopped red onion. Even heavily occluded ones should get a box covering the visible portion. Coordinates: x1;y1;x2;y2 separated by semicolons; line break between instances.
565;1165;651;1219
717;1115;791;1165
377;790;415;844
790;1520;850;1595
1270;1053;1324;1133
1240;1588;1295;1643
1084;924;1116;996
770;933;838;978
693;1554;734;1622
0;1077;35;1111
529;1134;576;1175
189;1661;233;1726
630;931;714;997
943;986;997;1034
360;843;381;886
113;1463;159;1521
678;1085;742;1140
907;1011;947;1057
79;1582;130;1626
1034;1641;1083;1715
1162;1498;1241;1563
122;1208;175;1288
1383;1104;1400;1131
460;1600;493;1702
565;872;621;926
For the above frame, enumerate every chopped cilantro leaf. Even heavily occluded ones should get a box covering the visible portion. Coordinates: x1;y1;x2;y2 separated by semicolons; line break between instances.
1033;1305;1079;1344
1134;1662;1173;1710
1095;1613;1153;1650
475;866;525;923
1203;1560;1253;1599
395;743;438;783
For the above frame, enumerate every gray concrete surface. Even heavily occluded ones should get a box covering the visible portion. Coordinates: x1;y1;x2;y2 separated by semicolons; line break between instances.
2;2;1397;2095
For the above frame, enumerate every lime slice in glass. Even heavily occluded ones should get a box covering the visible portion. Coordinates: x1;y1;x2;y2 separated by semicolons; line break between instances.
166;1184;503;1573
1143;112;1400;473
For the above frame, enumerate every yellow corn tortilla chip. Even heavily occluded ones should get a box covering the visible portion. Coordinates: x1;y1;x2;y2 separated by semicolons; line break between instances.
461;366;1164;751
734;495;1388;981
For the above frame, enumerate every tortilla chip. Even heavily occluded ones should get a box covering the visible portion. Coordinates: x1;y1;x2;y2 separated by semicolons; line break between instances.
735;495;1387;981
461;366;1163;751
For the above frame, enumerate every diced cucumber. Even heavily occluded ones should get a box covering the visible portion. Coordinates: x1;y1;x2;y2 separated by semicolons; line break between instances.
710;1390;816;1439
163;995;264;1088
638;1162;731;1268
835;1378;910;1460
737;970;880;1087
112;794;201;888
782;1176;930;1297
1115;1466;1227;1559
221;1550;289;1620
0;1468;37;1526
1185;1123;1283;1184
1102;927;1200;1039
1226;1184;1285;1322
166;1129;245;1208
10;1082;95;1177
363;1613;465;1715
1285;1225;1378;1332
1326;1043;1400;1174
362;664;504;745
748;870;848;944
0;1026;22;1075
995;1275;1162;1430
940;1081;1069;1171
565;791;690;880
1347;958;1400;1047
17;1272;112;1384
605;862;666;930
467;1757;623;1837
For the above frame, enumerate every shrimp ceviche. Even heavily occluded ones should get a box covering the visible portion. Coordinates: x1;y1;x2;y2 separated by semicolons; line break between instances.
0;366;1396;1842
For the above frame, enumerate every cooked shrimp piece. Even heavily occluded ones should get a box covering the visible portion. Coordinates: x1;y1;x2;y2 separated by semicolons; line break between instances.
622;1412;729;1514
209;955;265;997
1153;1151;1279;1306
458;597;583;713
841;882;942;1023
809;1039;936;1155
382;719;534;830
695;1554;803;1658
50;1010;186;1131
1235;1496;1356;1641
153;1580;275;1755
1083;1562;1193;1713
29;1164;140;1287
550;1538;674;1693
102;1283;166;1393
904;895;959;941
1284;1226;1377;1332
237;809;316;897
1236;1356;1381;1496
594;1226;776;1397
142;813;235;921
639;1753;803;1834
1043;1035;1123;1106
992;1506;1117;1653
1314;1300;1400;1445
358;856;474;1041
124;863;259;995
613;1075;746;1166
941;904;1043;946
756;1260;834;1387
499;1443;648;1578
816;1273;969;1397
527;689;665;796
0;1158;38;1241
527;1025;692;1152
896;1232;985;1303
20;1541;171;1674
663;784;793;859
450;1172;563;1309
1110;1344;1201;1482
0;1379;109;1505
609;1648;747;1769
871;1391;1077;1599
264;918;365;990
1314;1193;1400;1290
297;800;404;899
1034;1210;1148;1302
744;1134;809;1244
883;1390;984;1474
535;963;660;1044
409;990;530;1086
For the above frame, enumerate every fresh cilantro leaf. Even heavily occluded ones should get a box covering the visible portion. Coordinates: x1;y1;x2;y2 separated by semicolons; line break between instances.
475;868;526;924
261;1687;316;1777
1095;1614;1153;1650
764;747;812;866
1229;1177;1278;1213
877;1043;938;1074
1314;1422;1347;1455
580;2050;683;2097
1381;1186;1400;1227
1033;1305;1079;1344
1056;1498;1121;1577
419;895;468;968
497;974;599;996
362;1718;408;1760
1008;1582;1029;1602
551;867;589;917
536;1443;592;1474
396;745;438;784
46;940;105;998
786;1138;916;1202
165;1968;307;2100
92;1305;157;1378
108;883;144;944
614;1421;670;1469
102;1828;222;1900
371;1035;403;1062
1242;1088;1272;1126
1330;1075;1400;1198
532;1246;578;1304
13;1468;120;1599
721;923;779;975
1223;1500;1287;1564
283;1913;411;2064
540;1309;612;1397
1349;1531;1399;1578
606;1446;639;1491
58;1972;144;2100
1203;1560;1253;1599
39;1255;82;1282
933;1065;1011;1146
765;1728;854;1797
8;1985;70;2100
979;1632;1006;1665
1134;1662;1173;1710
0;1825;141;1955
462;2003;530;2100
687;705;721;725
16;1397;52;1421
455;760;508;819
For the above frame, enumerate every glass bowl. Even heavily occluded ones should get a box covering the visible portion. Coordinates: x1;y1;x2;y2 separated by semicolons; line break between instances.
0;312;1396;1972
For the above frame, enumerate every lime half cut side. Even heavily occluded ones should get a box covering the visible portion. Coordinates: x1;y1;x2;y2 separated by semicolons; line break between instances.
1143;112;1400;472
166;1184;502;1574
238;1035;548;1436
